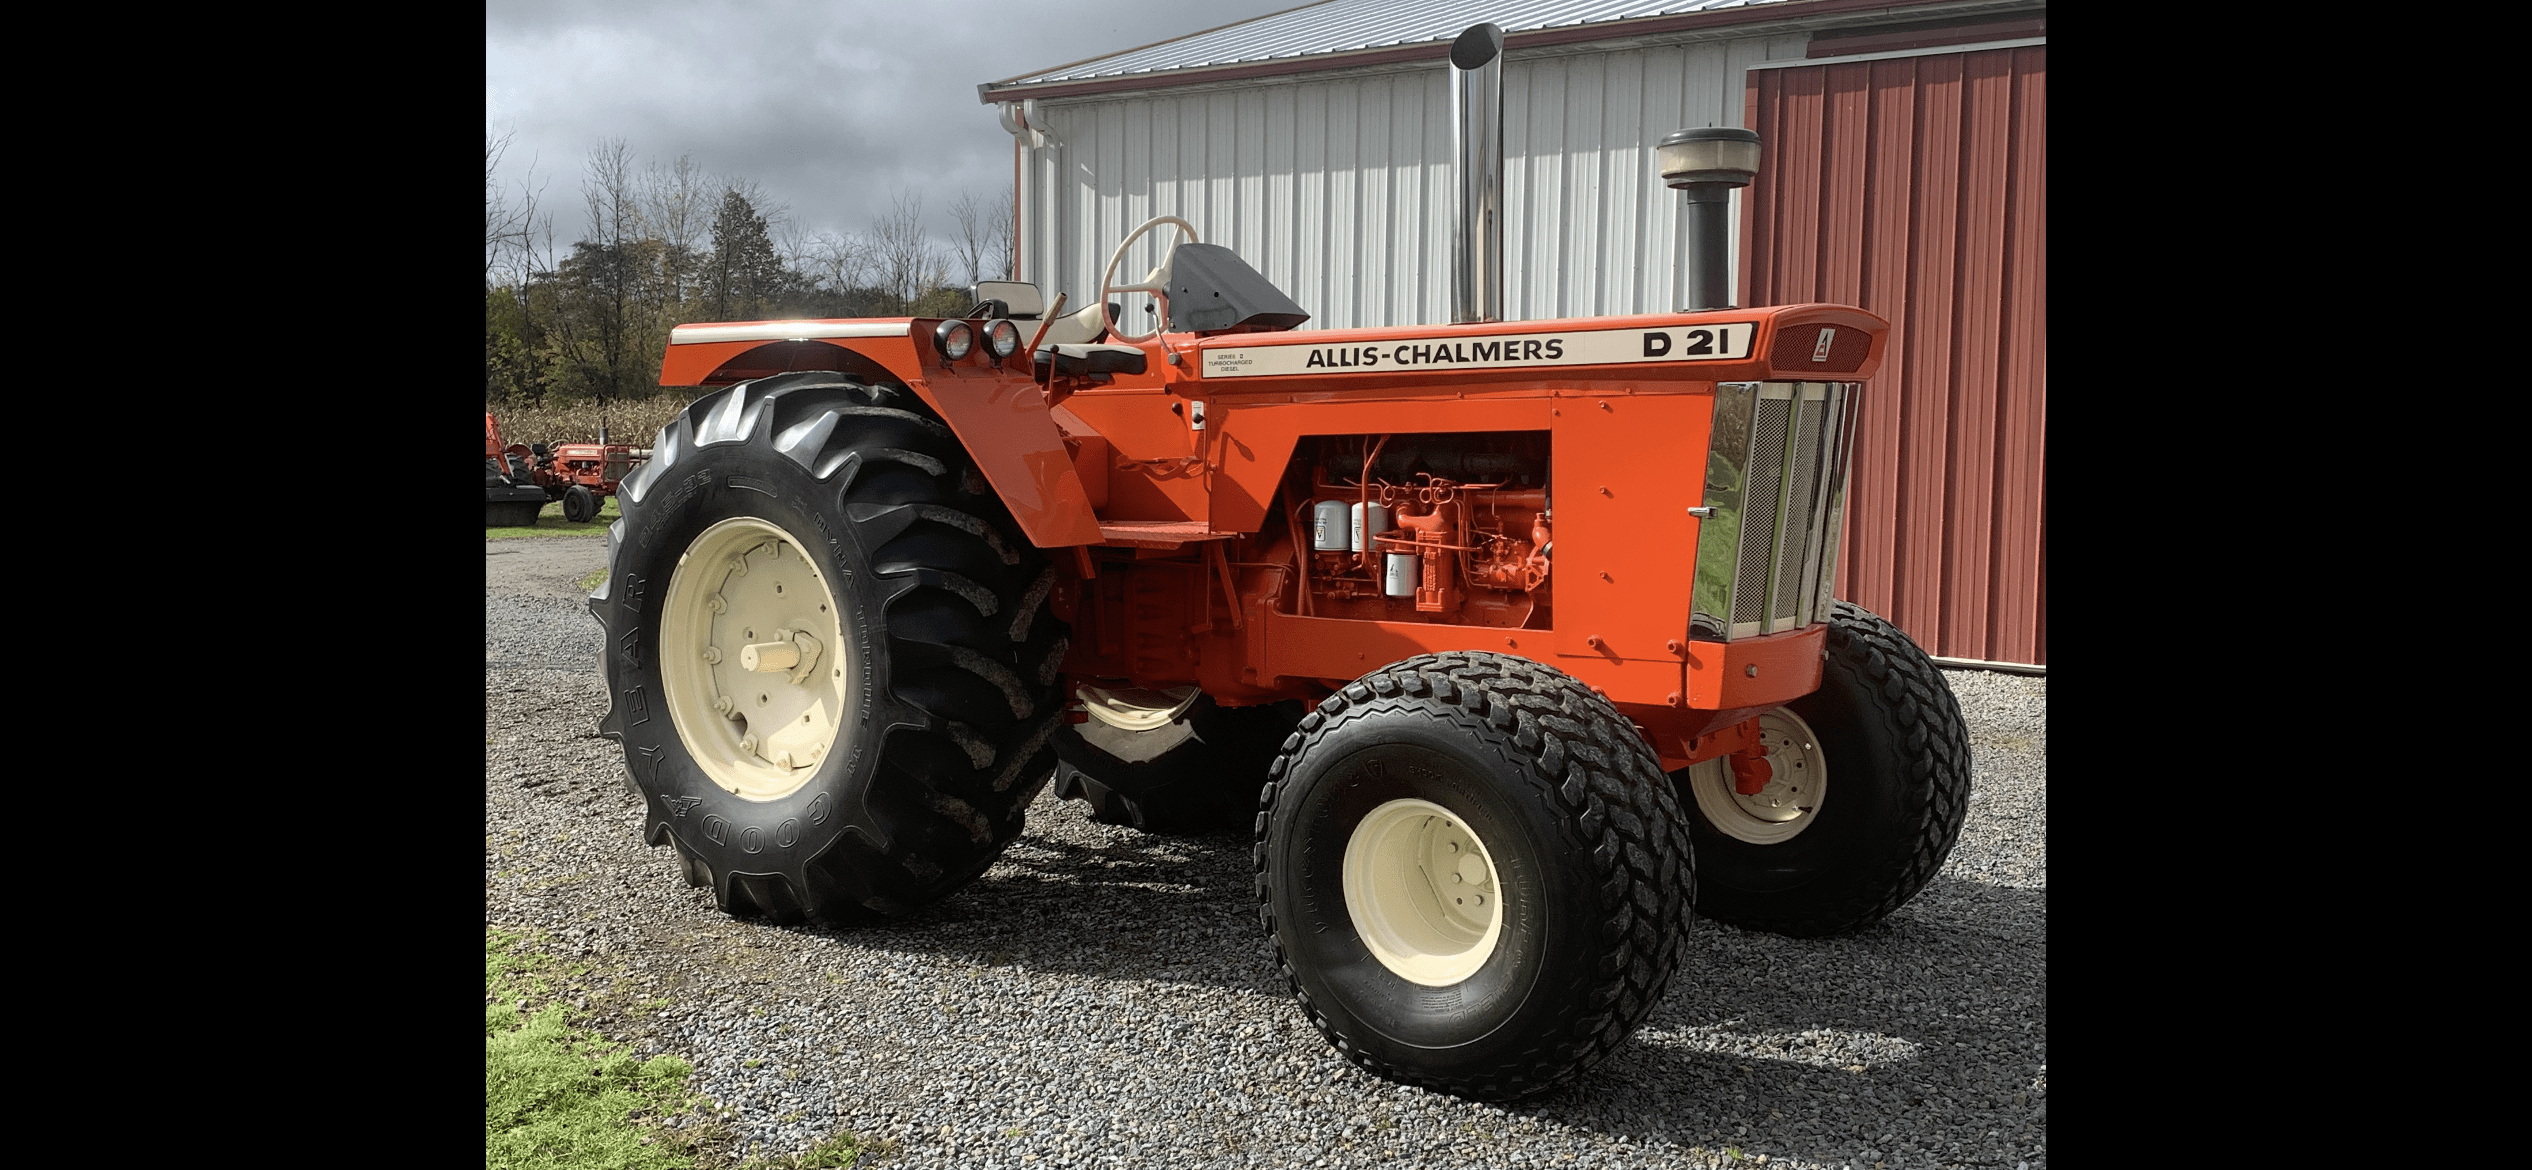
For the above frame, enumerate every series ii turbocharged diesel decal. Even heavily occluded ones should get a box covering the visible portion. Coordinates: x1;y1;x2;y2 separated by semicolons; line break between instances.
1200;322;1756;378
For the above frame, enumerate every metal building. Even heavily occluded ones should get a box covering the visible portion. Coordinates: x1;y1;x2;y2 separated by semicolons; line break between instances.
979;0;2046;667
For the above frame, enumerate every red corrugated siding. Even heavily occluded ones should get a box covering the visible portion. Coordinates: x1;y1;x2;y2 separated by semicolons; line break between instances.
1744;45;2046;665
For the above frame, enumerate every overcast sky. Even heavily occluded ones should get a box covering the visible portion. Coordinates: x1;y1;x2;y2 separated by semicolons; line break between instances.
487;0;1303;269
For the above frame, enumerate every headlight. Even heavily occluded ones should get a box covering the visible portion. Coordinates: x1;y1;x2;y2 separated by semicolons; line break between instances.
934;319;975;361
984;318;1022;359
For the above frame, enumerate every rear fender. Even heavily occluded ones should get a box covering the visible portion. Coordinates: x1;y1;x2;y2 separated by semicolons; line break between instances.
661;321;1104;549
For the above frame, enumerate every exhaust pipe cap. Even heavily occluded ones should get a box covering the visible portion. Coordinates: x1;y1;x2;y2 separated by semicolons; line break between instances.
1658;127;1761;190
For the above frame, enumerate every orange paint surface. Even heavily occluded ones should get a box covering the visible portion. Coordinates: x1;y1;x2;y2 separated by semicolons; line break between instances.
657;303;1882;725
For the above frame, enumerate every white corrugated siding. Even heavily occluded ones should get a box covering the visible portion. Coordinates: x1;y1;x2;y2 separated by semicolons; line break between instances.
1017;33;1808;330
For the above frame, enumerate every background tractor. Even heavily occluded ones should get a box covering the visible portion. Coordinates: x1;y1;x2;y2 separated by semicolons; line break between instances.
521;436;652;523
590;23;1968;1101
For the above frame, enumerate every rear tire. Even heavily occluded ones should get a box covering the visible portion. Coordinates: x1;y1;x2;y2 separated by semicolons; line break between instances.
1051;689;1301;834
1256;652;1693;1100
591;372;1068;925
1673;600;1970;937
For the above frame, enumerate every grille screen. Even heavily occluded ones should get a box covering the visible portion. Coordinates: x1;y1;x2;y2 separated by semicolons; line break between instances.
1733;399;1790;626
1693;382;1856;639
1771;403;1828;620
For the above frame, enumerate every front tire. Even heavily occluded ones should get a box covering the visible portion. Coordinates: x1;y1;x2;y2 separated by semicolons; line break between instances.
1255;652;1693;1100
591;373;1068;925
1673;600;1971;937
562;484;598;523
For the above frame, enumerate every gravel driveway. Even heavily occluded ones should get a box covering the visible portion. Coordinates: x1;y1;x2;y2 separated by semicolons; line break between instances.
487;535;2046;1170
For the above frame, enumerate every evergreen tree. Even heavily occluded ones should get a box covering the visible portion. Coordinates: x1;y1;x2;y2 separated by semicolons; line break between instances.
708;190;786;321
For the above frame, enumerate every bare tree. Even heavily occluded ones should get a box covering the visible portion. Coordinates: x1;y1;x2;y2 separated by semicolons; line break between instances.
989;197;1015;283
950;191;989;291
871;189;948;313
642;154;711;306
487;131;532;282
566;137;650;406
784;224;869;297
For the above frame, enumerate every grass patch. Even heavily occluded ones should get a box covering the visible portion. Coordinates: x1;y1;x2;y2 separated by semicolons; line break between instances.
489;926;703;1169
487;927;864;1169
487;493;622;541
577;566;612;592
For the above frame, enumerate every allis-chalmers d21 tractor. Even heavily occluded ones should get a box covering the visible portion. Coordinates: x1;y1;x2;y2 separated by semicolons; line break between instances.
591;26;1968;1101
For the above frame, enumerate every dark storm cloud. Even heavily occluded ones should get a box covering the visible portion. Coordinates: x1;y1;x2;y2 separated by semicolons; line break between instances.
488;0;1302;249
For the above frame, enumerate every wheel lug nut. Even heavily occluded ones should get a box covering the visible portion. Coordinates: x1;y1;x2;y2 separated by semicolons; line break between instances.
714;697;735;716
738;735;758;754
701;647;721;664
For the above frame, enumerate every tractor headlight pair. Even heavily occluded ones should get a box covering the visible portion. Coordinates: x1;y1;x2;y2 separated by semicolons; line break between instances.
934;318;1023;362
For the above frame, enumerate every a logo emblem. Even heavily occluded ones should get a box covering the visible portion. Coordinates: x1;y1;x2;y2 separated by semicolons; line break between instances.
1811;327;1837;362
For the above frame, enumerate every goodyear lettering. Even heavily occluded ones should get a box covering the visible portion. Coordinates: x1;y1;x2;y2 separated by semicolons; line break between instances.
702;814;730;846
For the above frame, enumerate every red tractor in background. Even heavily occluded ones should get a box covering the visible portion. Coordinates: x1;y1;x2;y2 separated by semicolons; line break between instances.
589;25;1970;1101
520;437;652;523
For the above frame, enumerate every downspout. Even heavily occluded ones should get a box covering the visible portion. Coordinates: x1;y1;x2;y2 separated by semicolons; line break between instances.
999;100;1062;285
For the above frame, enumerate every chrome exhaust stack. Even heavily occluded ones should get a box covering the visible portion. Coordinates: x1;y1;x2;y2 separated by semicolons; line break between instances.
1449;22;1505;325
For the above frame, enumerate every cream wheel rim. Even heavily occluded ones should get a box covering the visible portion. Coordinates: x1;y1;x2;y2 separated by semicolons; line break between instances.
1076;683;1200;733
1688;709;1828;845
658;517;850;801
1342;798;1505;986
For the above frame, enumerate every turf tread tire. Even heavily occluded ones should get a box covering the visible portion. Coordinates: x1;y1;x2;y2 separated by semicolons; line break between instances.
1683;600;1971;938
1253;651;1694;1101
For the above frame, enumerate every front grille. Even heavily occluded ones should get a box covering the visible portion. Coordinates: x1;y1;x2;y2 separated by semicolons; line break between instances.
1692;382;1857;640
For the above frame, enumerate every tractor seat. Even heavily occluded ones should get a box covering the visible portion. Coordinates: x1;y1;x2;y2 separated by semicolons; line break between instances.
1033;344;1147;377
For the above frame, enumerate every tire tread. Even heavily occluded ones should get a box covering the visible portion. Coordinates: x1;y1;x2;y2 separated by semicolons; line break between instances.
1253;652;1695;1100
592;372;1065;927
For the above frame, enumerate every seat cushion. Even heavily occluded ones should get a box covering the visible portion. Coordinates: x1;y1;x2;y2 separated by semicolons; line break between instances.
1033;344;1148;377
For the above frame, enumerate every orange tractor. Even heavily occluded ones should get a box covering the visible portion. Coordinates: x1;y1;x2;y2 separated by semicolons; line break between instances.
521;436;651;523
591;24;1968;1100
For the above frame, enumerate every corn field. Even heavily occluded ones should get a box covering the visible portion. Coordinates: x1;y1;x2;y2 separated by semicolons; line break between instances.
487;394;704;448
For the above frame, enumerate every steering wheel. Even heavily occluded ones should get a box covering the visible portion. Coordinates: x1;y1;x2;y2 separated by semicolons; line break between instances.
1098;215;1199;343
